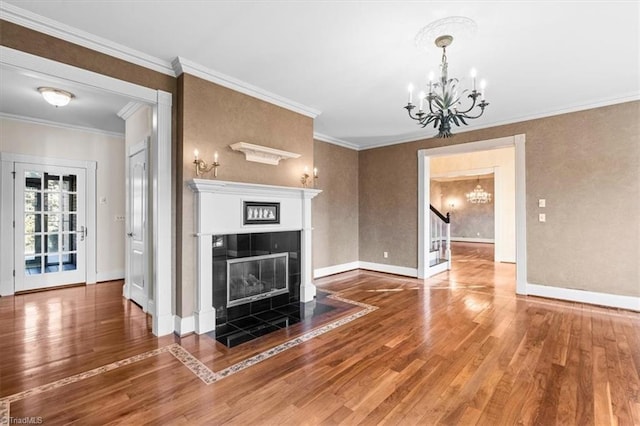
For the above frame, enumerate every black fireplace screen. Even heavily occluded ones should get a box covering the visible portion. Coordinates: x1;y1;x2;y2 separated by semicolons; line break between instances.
227;253;288;307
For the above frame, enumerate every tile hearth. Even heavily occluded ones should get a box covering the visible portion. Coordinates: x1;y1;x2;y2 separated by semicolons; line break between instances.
210;291;341;347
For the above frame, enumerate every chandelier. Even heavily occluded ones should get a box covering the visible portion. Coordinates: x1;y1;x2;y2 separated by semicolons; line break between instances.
466;179;492;204
404;35;489;138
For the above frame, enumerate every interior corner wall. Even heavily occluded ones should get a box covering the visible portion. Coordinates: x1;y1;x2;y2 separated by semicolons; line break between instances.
359;101;640;298
178;73;314;318
0;117;126;281
312;140;359;270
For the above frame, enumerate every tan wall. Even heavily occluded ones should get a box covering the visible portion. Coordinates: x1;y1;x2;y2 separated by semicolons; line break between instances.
359;101;640;297
1;118;126;279
177;73;314;316
312;140;359;270
439;178;495;240
431;147;516;262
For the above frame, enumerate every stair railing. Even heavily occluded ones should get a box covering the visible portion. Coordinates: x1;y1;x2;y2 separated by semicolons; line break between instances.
429;204;451;274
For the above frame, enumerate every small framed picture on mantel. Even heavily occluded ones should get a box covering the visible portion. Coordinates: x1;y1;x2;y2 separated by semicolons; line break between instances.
243;201;280;225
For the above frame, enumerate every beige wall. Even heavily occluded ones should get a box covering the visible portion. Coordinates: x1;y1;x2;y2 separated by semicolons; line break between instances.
359;101;640;297
177;74;314;316
1;117;126;280
312;140;359;269
438;177;495;240
431;147;516;262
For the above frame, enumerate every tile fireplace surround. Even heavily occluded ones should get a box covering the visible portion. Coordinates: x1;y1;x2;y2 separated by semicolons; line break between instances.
188;179;321;334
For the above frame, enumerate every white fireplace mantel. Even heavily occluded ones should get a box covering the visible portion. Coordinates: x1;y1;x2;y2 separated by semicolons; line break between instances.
188;179;321;334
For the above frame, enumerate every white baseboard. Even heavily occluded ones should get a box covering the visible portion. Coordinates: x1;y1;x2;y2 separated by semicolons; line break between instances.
359;261;418;278
96;270;125;282
450;237;495;243
314;261;360;278
174;315;195;336
526;282;640;312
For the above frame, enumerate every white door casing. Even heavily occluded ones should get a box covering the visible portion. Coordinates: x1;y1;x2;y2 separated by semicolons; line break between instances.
125;139;148;310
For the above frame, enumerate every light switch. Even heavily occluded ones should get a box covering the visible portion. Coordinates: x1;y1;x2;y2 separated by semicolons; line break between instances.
538;199;546;208
539;213;546;222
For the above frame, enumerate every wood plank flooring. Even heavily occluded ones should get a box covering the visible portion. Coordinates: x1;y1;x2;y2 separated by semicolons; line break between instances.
1;242;639;425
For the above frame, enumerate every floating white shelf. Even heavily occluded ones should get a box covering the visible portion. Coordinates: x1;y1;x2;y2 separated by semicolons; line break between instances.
229;142;301;165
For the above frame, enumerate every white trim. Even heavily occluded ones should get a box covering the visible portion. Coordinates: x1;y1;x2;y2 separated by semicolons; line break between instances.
417;150;429;279
116;102;146;120
313;261;360;278
430;167;496;180
313;133;359;151
450;237;495;243
96;270;125;282
0;2;175;76
174;315;196;336
514;135;527;295
525;283;640;312
173;57;321;119
359;261;418;278
0;113;125;138
0;47;159;104
356;93;640;151
151;90;174;337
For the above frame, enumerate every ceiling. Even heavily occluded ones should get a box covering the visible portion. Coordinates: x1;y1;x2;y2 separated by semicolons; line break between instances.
1;1;639;148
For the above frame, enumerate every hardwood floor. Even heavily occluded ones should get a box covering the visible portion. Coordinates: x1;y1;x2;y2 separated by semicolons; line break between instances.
1;242;639;425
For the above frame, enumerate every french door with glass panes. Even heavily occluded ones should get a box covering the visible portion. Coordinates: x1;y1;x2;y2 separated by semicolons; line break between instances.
14;163;86;291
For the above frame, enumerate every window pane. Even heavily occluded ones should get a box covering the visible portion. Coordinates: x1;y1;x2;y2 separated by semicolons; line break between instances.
62;253;77;271
45;173;60;190
62;175;77;192
46;234;59;253
61;233;76;251
45;214;60;232
25;172;42;191
25;214;41;233
62;214;76;232
45;193;61;212
45;254;59;267
25;191;42;212
62;193;77;212
24;235;42;256
25;255;42;275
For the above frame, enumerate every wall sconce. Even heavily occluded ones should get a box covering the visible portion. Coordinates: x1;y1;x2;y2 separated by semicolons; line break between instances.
193;149;220;177
301;166;318;188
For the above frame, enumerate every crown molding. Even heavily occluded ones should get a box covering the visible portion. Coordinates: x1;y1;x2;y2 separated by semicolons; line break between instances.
0;2;175;76
0;112;125;138
358;92;640;151
313;132;359;151
172;56;321;119
117;101;145;120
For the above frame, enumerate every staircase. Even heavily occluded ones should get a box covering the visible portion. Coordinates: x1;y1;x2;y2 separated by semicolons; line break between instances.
428;205;451;276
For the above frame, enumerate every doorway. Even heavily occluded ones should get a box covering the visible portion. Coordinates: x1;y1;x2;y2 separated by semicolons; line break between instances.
417;135;527;294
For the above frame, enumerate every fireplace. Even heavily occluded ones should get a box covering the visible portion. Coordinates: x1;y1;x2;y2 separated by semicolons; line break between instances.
212;230;301;325
228;253;288;307
188;179;321;334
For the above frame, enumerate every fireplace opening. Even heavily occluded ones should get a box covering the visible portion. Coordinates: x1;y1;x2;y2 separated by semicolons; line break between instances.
227;253;289;307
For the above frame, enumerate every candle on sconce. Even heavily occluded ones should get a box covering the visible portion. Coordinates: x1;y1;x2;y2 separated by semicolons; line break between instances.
480;79;487;100
407;84;414;104
313;167;318;178
194;149;199;161
214;151;219;163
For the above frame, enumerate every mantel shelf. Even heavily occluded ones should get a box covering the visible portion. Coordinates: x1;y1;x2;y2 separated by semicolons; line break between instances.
230;142;301;165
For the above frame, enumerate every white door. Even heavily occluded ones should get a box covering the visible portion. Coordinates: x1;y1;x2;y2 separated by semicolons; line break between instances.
127;141;148;309
14;163;86;291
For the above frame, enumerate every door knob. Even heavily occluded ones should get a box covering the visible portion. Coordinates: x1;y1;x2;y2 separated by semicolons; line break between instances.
127;232;134;237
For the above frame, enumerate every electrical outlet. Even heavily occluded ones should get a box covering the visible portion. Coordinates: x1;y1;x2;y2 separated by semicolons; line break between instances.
383;251;388;258
114;215;125;222
538;199;546;208
539;213;546;222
